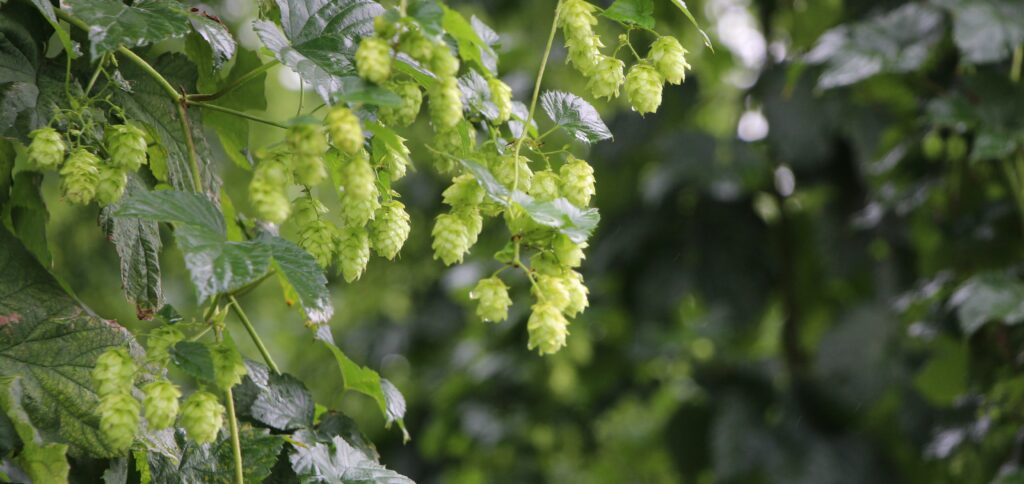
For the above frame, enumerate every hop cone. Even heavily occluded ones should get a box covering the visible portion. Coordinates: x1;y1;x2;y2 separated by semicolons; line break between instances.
649;36;690;85
106;124;148;171
356;37;392;84
430;44;460;78
181;391;224;444
60;148;101;204
98;393;140;451
249;159;292;223
380;82;423;127
554;234;586;268
211;342;248;390
457;207;483;248
95;163;128;206
947;135;968;161
291;197;329;228
337;226;370;282
558;0;600;32
488;78;513;124
142;380;181;430
529;170;561;201
429;77;464;130
587;55;625;100
326;106;364;154
470;276;512;323
565;34;603;76
398;30;434;64
380;147;410;181
146;326;184;366
442;174;485;208
299;219;338;268
564;270;589;317
27;127;65;170
369;200;410;260
92;348;136;397
527;303;570;355
340;154;380;227
559;157;596;207
625;64;664;115
492;155;533;192
286;123;328;157
432;212;471;266
922;131;944;161
533;274;571;312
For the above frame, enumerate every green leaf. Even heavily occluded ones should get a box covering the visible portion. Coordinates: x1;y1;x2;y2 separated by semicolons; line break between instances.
540;91;612;144
936;0;1024;64
315;412;379;461
0;14;42;140
0;377;70;484
603;0;655;30
200;50;268;171
409;0;444;36
804;3;943;89
289;434;413;483
235;360;315;431
950;271;1024;336
23;0;76;60
458;69;500;122
115;189;224;237
66;0;192;60
262;235;335;324
171;341;218;383
441;5;497;75
0;226;140;458
913;337;968;405
3;172;50;267
666;0;713;50
320;339;409;442
213;426;284;483
254;0;383;103
970;130;1020;162
189;14;236;71
145;425;284;483
100;176;164;318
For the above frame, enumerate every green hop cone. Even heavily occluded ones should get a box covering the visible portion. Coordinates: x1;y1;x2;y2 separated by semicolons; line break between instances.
294;154;327;187
432;212;471;265
60;148;101;204
559;0;602;75
398;30;434;64
559;157;596;207
181;391;225;444
369;200;411;260
531;251;566;277
443;174;485;208
565;34;603;76
488;78;513;124
649;36;690;85
527;303;570;355
142;380;181;430
922;130;944;161
533;274;571;312
625;64;664;115
299;219;338;268
337;226;370;282
146;326;184;366
429;77;464;130
326;106;365;154
356;37;392;84
97;393;140;451
92;348;137;397
380;81;423;127
587;55;625;100
27;127;65;170
529;170;561;201
95;163;128;206
380;146;411;180
432;126;474;174
492;155;534;192
340;153;380;227
470;276;513;323
211;341;248;390
456;206;483;247
291;197;329;228
249;158;292;223
947;134;968;161
558;0;600;33
563;270;589;317
105;124;148;171
286;123;328;157
430;44;460;78
553;234;586;268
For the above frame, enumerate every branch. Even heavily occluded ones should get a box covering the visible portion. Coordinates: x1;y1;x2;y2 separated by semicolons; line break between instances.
186;60;280;102
224;387;245;484
228;295;281;374
189;101;289;129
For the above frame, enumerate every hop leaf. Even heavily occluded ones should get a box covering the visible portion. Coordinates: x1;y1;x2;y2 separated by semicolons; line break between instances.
527;303;570;355
369;200;410;260
587;55;625;100
326;106;365;154
649;36;690;85
625;64;664;115
471;276;512;322
181;391;225;444
379;81;423;127
488;78;513;124
60;148;101;205
27;127;65;170
430;77;464;130
95;163;129;206
529;170;561;201
337;226;370;282
92;348;137;397
356;37;392;84
105;124;148;171
97;393;141;451
432;212;472;266
299;219;338;268
142;380;181;430
559;156;596;207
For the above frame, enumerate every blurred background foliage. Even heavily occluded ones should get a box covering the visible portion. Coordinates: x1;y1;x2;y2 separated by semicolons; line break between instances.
39;0;1024;482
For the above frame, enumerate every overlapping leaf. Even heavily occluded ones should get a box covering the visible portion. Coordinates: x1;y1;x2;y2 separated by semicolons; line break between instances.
540;91;612;144
949;271;1024;336
66;0;192;60
935;0;1024;64
603;0;655;30
100;176;163;318
321;337;409;442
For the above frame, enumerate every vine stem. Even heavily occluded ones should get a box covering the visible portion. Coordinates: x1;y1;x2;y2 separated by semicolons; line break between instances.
225;388;245;484
186;60;279;102
189;101;289;129
228;295;281;375
176;101;205;193
1012;45;1023;83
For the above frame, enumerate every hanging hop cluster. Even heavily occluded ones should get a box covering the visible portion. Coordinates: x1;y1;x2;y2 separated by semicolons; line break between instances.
28;123;148;206
180;391;225;444
91;348;140;451
557;0;691;114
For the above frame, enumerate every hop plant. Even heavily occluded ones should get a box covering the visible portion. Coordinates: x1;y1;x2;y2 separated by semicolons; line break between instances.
181;391;224;444
95;163;128;206
326;106;365;155
142;380;181;430
559;0;602;75
211;342;248;389
287;123;328;157
369;200;410;260
443;174;485;207
338;226;370;282
431;44;460;78
559;157;596;207
492;154;533;192
380;145;411;181
249;158;292;223
98;393;140;451
379;82;423;127
625;64;664;115
432;212;472;265
563;270;589;317
340;153;380;227
587;55;625;100
554;234;586;268
527;303;570;355
565;34;603;76
533;274;571;312
92;348;136;397
471;276;513;322
457;207;483;247
356;37;392;84
60;148;101;204
398;30;434;64
430;77;464;130
558;0;600;33
27;127;65;170
649;36;690;85
105;124;148;171
146;326;184;366
300;219;339;268
488;78;513;124
922;130;944;161
291;196;329;228
529;170;561;201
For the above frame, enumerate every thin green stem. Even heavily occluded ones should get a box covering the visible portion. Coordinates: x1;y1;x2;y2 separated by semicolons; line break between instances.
224;387;245;484
186;60;279;102
512;1;562;193
189;101;289;129
1012;45;1023;83
84;55;107;97
228;295;281;374
176;101;205;192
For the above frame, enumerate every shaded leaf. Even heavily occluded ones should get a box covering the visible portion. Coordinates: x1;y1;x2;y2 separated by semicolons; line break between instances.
603;0;655;30
100;176;163;318
935;0;1024;64
949;271;1024;336
262;235;335;324
289;435;413;483
189;15;236;71
66;0;192;60
441;5;496;75
540;91;612;144
0;377;70;484
235;360;315;431
3;172;50;267
320;339;409;442
666;0;713;50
